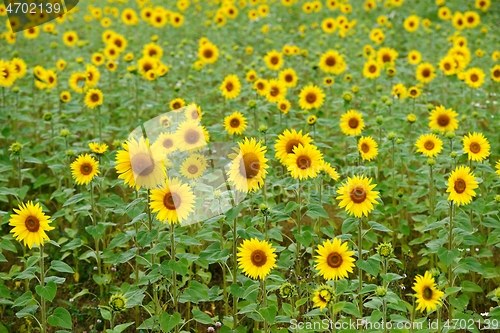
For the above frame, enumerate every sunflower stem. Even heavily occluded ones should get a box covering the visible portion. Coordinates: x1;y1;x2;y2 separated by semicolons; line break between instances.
39;246;46;333
219;216;229;317
357;218;363;318
261;278;268;333
447;201;454;321
232;215;239;328
429;165;435;218
170;222;179;333
295;180;302;277
90;183;103;296
147;189;160;330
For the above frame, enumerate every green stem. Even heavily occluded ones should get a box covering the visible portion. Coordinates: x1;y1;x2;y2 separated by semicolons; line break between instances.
262;278;268;333
171;223;179;333
429;165;434;218
295;180;302;276
146;190;159;329
232;216;238;328
219;217;229;317
39;246;46;333
448;201;454;320
90;183;103;296
358;218;363;318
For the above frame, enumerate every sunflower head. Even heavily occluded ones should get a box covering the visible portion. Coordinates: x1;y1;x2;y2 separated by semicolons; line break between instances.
312;284;335;311
336;175;380;217
412;271;444;313
315;238;356;280
9;201;55;249
237;238;277;279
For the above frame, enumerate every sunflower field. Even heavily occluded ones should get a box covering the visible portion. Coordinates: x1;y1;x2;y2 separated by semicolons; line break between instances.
1;0;500;332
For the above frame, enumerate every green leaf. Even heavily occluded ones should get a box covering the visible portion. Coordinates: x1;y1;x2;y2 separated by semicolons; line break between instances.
35;281;57;302
63;194;84;207
294;230;312;247
50;260;74;274
461;281;483;293
193;308;214;325
13;292;34;307
160;312;181;332
437;247;459;267
47;307;72;329
16;305;38;318
259;305;277;324
100;308;112;320
342;218;358;234
85;223;106;240
357;258;380;276
332;301;346;314
368;221;392;233
305;204;329;219
106;322;134;333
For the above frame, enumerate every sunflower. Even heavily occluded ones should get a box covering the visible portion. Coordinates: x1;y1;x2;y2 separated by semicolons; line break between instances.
315;238;355;280
408;50;422;65
275;129;313;164
362;59;381;79
264;50;284;71
358;136;378;161
463;11;480;28
340;110;364;136
491;65;500;82
9;201;54;249
392;83;407;99
11;58;27;78
336;175;380;218
377;47;398;67
0;61;16;87
415;134;443;157
220;74;241;100
413;271;445;313
122;8;139;25
175;120;208;151
84;89;103;109
169;98;185;111
320;161;340;180
416;62;436;83
298;84;325;110
91;53;106;66
227;138;268;193
476;0;490;11
180;154;207;179
278;68;298;88
446;166;478;206
307;115;317;125
138;56;159;76
254;79;269;96
464;68;485;89
60;91;71;103
237;238;277;280
265;79;287;103
198;42;219;64
323;77;334;86
495;160;500;178
149;177;195;224
115;137;166;189
428;105;459;133
88;142;109;155
224;111;247;135
285;143;323;180
106;61;117;72
408;86;421;98
245;70;257;82
85;65;100;87
312;285;335;311
462;132;490;162
452;12;465;30
318;49;346;75
438;6;452;20
184;103;202;121
62;31;78;47
439;56;456;76
154;132;178;156
71;154;100;185
142;43;163;59
321;17;337;34
403;15;420;32
277;99;291;114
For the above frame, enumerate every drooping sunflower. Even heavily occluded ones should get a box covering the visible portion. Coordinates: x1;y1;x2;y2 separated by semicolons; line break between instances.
220;74;241;100
428;105;459;133
340;110;365;136
115;137;166;189
462;132;490;162
412;271;445;313
84;89;103;109
264;50;284;71
227;138;268;193
175;121;207;152
237;238;277;280
358;136;378;161
149;177;195;224
265;79;287;103
446;166;478;206
224;111;247;135
464;67;485;89
274;129;314;164
180;154;208;179
71;154;100;185
362;59;381;79
315;238;355;280
416;62;436;83
336;175;380;218
285;143;323;180
9;201;54;249
320;161;340;180
154;132;178;156
298;84;325;110
312;284;335;311
415;134;443;157
318;49;346;75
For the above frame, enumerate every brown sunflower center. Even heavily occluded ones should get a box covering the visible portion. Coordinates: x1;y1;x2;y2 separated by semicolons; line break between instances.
470;74;478;82
143;63;152;72
203;49;213;59
296;155;311;170
327;252;343;268
270;87;279;96
424;140;435;150
348;117;359;129
149;49;157;56
163;138;173;149
410;89;417;96
114;39;122;47
454;178;466;194
163;192;181;210
360;143;369;153
90;93;99;102
350;185;367;203
25;216;40;232
444;63;451;70
226;82;234;92
280;103;287;110
437;114;450;127
257;82;264;90
469;142;481;153
285;139;301;154
306;92;317;104
80;163;93;175
240;152;261;179
188;165;198;174
326;56;336;67
184;129;200;145
423;287;433;301
369;65;376;73
494;70;500;78
382;54;391;63
131;152;155;176
422;68;431;77
270;56;279;65
250;249;267;267
467;16;474;23
285;74;293;82
327;23;332;28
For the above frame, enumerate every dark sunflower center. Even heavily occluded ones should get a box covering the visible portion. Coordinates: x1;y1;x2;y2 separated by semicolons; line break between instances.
296;155;311;170
280;103;287;110
423;287;433;301
327;23;332;28
424;140;435;150
131;152;155;176
350;185;367;203
467;16;474;23
162;120;170;127
326;56;336;67
230;118;240;128
382;54;390;63
270;56;279;65
163;138;173;149
239;152;261;179
90;93;99;102
348;117;359;129
270;87;279;96
285;74;293;82
494;70;500;78
226;82;234;92
444;63;451;70
163;192;181;210
250;249;267;267
49;76;54;83
191;110;199;119
369;65;376;73
318;291;328;303
185;129;200;145
454;178;466;194
257;82;264;90
306;93;317;104
114;39;122;47
361;143;369;153
469;142;481;153
327;252;343;268
203;49;213;58
437;114;450;127
422;68;430;77
410;89;417;96
470;74;478;82
25;216;40;232
68;36;73;42
149;49;157;56
285;139;301;154
80;163;93;175
173;102;181;109
187;165;198;174
143;63;152;72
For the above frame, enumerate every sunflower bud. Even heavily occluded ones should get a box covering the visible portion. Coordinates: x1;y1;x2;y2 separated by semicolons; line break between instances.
376;116;383;125
109;293;127;312
247;100;257;108
9;142;23;155
342;92;353;102
407;114;416;123
12;86;20;93
445;131;455;139
352;85;359;93
427;158;435;166
387;132;396;140
427;103;434;111
60;129;70;137
495;287;500;299
259;125;268;133
259;204;269;215
377;242;393;258
450;151;457;158
66;149;75;157
396;138;403;144
385;100;393;106
429;268;440;278
495;195;500;203
279;282;296;298
375;286;387;297
380;95;388;102
43;112;52;122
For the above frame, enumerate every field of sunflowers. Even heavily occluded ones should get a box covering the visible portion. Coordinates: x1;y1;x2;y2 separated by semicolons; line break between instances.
1;0;500;332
